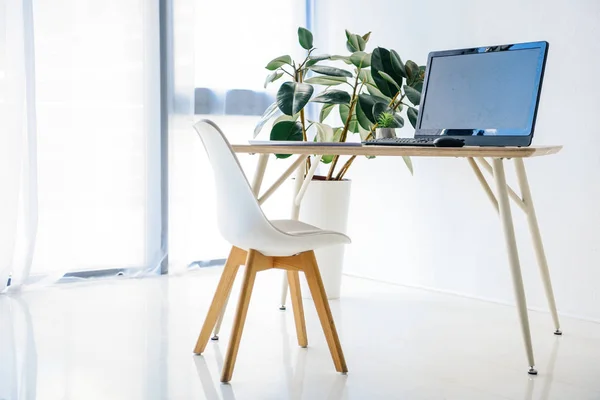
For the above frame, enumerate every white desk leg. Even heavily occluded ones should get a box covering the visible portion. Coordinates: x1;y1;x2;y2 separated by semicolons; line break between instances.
212;154;270;339
492;158;537;375
514;158;562;335
279;161;305;310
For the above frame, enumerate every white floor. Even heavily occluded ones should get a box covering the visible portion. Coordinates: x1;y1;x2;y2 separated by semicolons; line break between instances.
2;269;600;400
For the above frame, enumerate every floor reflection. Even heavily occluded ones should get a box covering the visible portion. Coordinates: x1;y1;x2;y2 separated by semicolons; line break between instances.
0;296;37;400
524;337;560;400
191;309;348;400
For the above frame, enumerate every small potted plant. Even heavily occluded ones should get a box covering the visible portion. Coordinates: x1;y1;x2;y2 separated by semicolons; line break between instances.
375;111;402;139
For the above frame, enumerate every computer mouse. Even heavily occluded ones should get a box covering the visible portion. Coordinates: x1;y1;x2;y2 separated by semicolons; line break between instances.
433;137;465;147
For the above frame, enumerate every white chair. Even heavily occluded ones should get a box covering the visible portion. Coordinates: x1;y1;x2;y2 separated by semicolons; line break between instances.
192;120;350;382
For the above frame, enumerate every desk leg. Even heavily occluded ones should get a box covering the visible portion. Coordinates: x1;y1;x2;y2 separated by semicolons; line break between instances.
514;158;561;335
279;161;306;310
492;158;537;375
212;154;270;339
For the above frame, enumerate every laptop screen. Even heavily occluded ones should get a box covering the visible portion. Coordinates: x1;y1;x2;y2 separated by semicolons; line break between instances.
416;41;548;146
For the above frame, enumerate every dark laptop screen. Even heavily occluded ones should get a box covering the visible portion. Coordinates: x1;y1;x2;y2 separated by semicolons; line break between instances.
416;41;548;146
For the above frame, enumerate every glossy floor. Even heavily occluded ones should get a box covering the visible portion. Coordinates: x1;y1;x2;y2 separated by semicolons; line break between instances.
1;269;600;400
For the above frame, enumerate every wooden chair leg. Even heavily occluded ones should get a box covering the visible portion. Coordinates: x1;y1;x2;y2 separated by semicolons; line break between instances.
221;249;259;382
287;270;308;348
194;247;245;354
302;251;348;373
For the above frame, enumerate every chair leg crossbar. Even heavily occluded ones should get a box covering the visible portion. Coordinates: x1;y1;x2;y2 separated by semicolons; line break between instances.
194;246;347;383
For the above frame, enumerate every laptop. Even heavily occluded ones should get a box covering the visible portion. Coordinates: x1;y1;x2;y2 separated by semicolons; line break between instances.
365;41;549;147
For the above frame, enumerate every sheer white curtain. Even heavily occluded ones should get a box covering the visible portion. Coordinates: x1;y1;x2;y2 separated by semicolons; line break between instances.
1;0;165;292
168;0;306;273
0;0;38;293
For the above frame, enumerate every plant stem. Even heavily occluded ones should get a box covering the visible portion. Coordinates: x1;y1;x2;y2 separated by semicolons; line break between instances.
300;109;308;141
297;48;315;70
392;94;406;111
326;71;361;180
335;155;356;180
296;68;311;172
366;122;378;140
281;68;294;78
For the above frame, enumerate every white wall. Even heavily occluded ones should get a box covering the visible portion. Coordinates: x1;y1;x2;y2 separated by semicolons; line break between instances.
314;0;600;321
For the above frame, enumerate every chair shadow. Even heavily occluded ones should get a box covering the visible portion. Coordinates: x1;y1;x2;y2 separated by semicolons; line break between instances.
193;344;236;400
282;306;347;400
192;305;347;400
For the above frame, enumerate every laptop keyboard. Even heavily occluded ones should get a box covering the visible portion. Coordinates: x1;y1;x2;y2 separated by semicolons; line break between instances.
363;137;436;147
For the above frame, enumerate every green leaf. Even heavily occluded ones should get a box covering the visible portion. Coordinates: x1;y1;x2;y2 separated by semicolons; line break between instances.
358;124;371;141
309;54;331;61
298;27;313;50
371;47;404;98
272;113;298;126
350;51;371;68
264;71;283;88
345;30;366;52
355;98;373;130
339;104;359;133
405;60;419;82
314;122;335;142
358;69;374;84
270;121;303;159
308;65;353;77
319;103;336;122
407;107;419;128
321;155;334;164
357;94;387;124
330;55;352;64
372;102;390;122
362;31;372;43
393;113;405;128
378;71;401;91
412;81;423;92
345;29;352;41
365;82;392;101
276;82;314;116
303;76;347;86
254;102;282;138
402;156;414;175
311;90;351;104
314;124;341;164
333;127;343;142
266;55;292;70
404;85;421;106
390;50;406;78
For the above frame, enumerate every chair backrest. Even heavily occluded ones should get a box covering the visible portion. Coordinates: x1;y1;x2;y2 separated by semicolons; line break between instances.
193;120;279;250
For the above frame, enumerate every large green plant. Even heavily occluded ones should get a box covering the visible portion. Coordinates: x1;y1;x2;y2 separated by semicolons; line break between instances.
254;27;425;180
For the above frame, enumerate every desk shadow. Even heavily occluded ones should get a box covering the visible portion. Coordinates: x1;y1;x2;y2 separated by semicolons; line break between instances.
524;337;560;400
0;296;37;400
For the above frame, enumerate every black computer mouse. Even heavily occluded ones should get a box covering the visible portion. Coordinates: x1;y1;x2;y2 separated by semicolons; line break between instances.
433;137;465;147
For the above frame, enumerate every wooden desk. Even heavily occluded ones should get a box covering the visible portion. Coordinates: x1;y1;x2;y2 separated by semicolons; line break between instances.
228;143;563;375
232;144;562;158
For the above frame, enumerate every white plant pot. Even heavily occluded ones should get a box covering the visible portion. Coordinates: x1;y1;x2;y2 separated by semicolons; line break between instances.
298;178;351;300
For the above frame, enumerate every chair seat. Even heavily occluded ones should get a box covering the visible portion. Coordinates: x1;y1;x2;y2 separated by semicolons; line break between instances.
246;219;351;257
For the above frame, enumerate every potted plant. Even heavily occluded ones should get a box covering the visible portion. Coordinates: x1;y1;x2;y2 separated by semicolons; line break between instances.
375;111;402;139
254;27;425;298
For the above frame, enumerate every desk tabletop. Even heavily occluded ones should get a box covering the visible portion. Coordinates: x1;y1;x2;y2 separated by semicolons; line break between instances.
232;144;562;158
